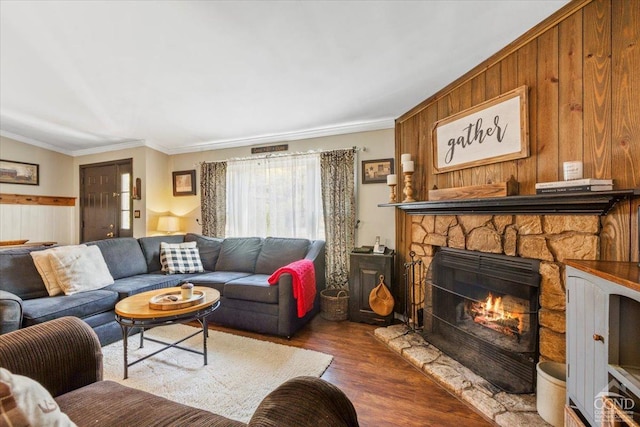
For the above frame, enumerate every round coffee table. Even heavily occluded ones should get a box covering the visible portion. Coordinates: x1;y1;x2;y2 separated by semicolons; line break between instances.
115;286;220;379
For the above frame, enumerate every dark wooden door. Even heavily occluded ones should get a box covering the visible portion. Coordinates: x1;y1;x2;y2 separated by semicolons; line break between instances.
80;159;133;242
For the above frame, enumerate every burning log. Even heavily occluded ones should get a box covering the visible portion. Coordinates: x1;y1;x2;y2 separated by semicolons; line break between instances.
466;293;524;343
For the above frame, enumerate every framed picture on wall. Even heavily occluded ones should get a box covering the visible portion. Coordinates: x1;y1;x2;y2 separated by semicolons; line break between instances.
172;170;196;196
0;159;39;185
362;158;394;184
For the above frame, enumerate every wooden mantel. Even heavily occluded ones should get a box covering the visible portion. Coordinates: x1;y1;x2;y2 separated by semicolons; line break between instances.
379;189;640;216
0;193;76;207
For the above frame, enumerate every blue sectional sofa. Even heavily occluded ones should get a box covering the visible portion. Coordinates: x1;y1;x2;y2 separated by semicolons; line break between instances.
0;234;325;345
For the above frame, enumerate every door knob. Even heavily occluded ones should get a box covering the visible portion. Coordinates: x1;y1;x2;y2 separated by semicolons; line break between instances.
106;232;114;238
593;334;604;343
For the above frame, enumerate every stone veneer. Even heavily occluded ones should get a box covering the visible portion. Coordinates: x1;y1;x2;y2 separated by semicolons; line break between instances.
409;214;601;363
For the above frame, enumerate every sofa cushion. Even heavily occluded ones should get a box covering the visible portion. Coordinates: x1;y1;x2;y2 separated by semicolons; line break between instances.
0;247;50;300
21;290;118;327
184;233;223;271
254;237;311;275
103;273;193;299
138;235;186;273
223;274;278;304
188;272;252;296
56;380;244;427
87;238;148;279
215;238;263;273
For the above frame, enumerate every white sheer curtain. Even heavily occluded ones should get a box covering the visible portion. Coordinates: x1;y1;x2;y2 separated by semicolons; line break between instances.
226;153;325;239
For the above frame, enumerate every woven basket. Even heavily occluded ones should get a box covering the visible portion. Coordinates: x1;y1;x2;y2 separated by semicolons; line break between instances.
320;289;349;321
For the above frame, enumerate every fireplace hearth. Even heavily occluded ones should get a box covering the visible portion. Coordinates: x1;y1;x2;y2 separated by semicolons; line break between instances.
423;247;541;394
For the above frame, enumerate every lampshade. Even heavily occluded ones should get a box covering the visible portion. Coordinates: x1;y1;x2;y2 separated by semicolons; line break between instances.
157;216;180;233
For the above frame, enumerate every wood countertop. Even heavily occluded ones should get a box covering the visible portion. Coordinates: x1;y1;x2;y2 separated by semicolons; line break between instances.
565;260;640;294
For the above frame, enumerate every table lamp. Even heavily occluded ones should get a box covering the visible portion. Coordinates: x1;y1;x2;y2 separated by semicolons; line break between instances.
157;216;180;234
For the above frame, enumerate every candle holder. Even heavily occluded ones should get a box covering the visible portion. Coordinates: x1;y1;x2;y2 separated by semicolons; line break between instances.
402;171;416;202
387;184;397;203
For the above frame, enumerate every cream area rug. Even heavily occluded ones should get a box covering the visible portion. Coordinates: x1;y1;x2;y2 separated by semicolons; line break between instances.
102;324;333;423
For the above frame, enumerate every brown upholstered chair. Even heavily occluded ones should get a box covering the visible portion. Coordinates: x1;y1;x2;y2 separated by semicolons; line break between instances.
0;316;359;427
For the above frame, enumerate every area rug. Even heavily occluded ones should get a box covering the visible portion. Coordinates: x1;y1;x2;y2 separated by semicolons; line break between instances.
102;324;333;423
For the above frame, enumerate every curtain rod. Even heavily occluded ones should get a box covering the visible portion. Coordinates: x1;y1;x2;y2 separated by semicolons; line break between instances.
198;146;364;165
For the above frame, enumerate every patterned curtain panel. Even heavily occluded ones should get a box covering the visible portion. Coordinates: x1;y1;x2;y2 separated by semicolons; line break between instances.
320;148;356;289
200;161;227;237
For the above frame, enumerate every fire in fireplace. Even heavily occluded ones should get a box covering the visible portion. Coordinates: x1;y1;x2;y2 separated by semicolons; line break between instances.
423;247;541;393
466;293;527;341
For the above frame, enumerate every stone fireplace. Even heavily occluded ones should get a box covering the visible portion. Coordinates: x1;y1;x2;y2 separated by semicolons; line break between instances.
409;214;601;365
423;247;540;393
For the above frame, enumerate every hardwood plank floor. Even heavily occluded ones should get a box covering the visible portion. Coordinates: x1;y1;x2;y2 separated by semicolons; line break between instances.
208;316;492;427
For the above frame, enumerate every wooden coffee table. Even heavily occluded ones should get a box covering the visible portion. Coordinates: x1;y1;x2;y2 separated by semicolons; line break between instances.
114;286;220;379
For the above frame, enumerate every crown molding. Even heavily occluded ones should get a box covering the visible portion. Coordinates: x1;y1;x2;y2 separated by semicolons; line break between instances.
2;118;395;157
165;118;396;155
0;130;74;156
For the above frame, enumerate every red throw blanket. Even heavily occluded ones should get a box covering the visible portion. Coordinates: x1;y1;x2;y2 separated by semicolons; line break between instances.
268;259;316;318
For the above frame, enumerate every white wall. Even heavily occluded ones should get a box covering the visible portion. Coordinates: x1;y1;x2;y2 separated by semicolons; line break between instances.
170;129;396;248
0;136;76;244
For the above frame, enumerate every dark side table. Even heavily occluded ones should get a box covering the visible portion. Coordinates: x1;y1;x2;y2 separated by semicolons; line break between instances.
349;249;395;326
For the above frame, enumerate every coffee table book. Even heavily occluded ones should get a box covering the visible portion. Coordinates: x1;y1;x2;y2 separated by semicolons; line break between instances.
535;178;613;189
536;185;613;194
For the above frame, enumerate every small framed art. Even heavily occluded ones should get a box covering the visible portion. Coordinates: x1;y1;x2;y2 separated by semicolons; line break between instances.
362;158;394;184
172;170;196;196
0;159;39;185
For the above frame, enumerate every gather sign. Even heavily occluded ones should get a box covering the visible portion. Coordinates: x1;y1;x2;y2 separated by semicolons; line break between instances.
432;86;529;174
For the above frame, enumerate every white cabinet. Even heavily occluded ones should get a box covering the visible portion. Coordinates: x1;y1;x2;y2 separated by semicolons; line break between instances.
566;269;609;424
566;263;640;427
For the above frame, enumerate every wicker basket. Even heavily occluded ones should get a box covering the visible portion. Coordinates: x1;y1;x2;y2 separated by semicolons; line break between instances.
320;289;349;321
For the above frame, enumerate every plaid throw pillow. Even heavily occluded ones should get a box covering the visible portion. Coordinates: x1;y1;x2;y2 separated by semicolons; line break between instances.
160;242;204;274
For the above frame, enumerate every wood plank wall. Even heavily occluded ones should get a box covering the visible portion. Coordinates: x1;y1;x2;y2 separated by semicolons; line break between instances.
394;0;639;266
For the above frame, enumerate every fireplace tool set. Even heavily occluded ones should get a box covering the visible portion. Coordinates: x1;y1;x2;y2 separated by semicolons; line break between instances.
402;250;424;333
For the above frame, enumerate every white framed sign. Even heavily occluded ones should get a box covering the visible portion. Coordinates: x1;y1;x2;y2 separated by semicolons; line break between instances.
432;85;529;174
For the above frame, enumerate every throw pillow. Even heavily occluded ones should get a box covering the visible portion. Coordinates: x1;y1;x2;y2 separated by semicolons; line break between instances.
30;245;88;296
160;241;204;274
0;368;76;427
48;245;115;295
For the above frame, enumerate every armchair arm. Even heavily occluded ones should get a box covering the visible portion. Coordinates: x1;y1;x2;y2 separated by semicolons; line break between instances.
0;316;102;397
0;290;23;334
249;376;359;427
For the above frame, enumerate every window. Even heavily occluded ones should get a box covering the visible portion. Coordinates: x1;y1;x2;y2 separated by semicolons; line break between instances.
120;172;131;230
226;153;324;239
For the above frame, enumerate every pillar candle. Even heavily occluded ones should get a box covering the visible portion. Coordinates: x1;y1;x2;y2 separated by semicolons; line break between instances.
386;174;397;185
403;161;414;172
401;153;412;163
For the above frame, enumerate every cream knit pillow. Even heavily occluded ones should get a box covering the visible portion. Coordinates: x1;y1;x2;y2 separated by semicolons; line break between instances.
48;245;114;295
30;245;88;296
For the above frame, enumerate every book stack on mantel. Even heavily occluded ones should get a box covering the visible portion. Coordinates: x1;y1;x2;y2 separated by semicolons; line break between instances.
535;178;613;194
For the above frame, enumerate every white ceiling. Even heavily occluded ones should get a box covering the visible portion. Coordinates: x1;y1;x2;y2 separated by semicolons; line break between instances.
0;1;569;156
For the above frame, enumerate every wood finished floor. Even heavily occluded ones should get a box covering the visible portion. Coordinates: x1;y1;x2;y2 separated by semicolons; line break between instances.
207;316;493;427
